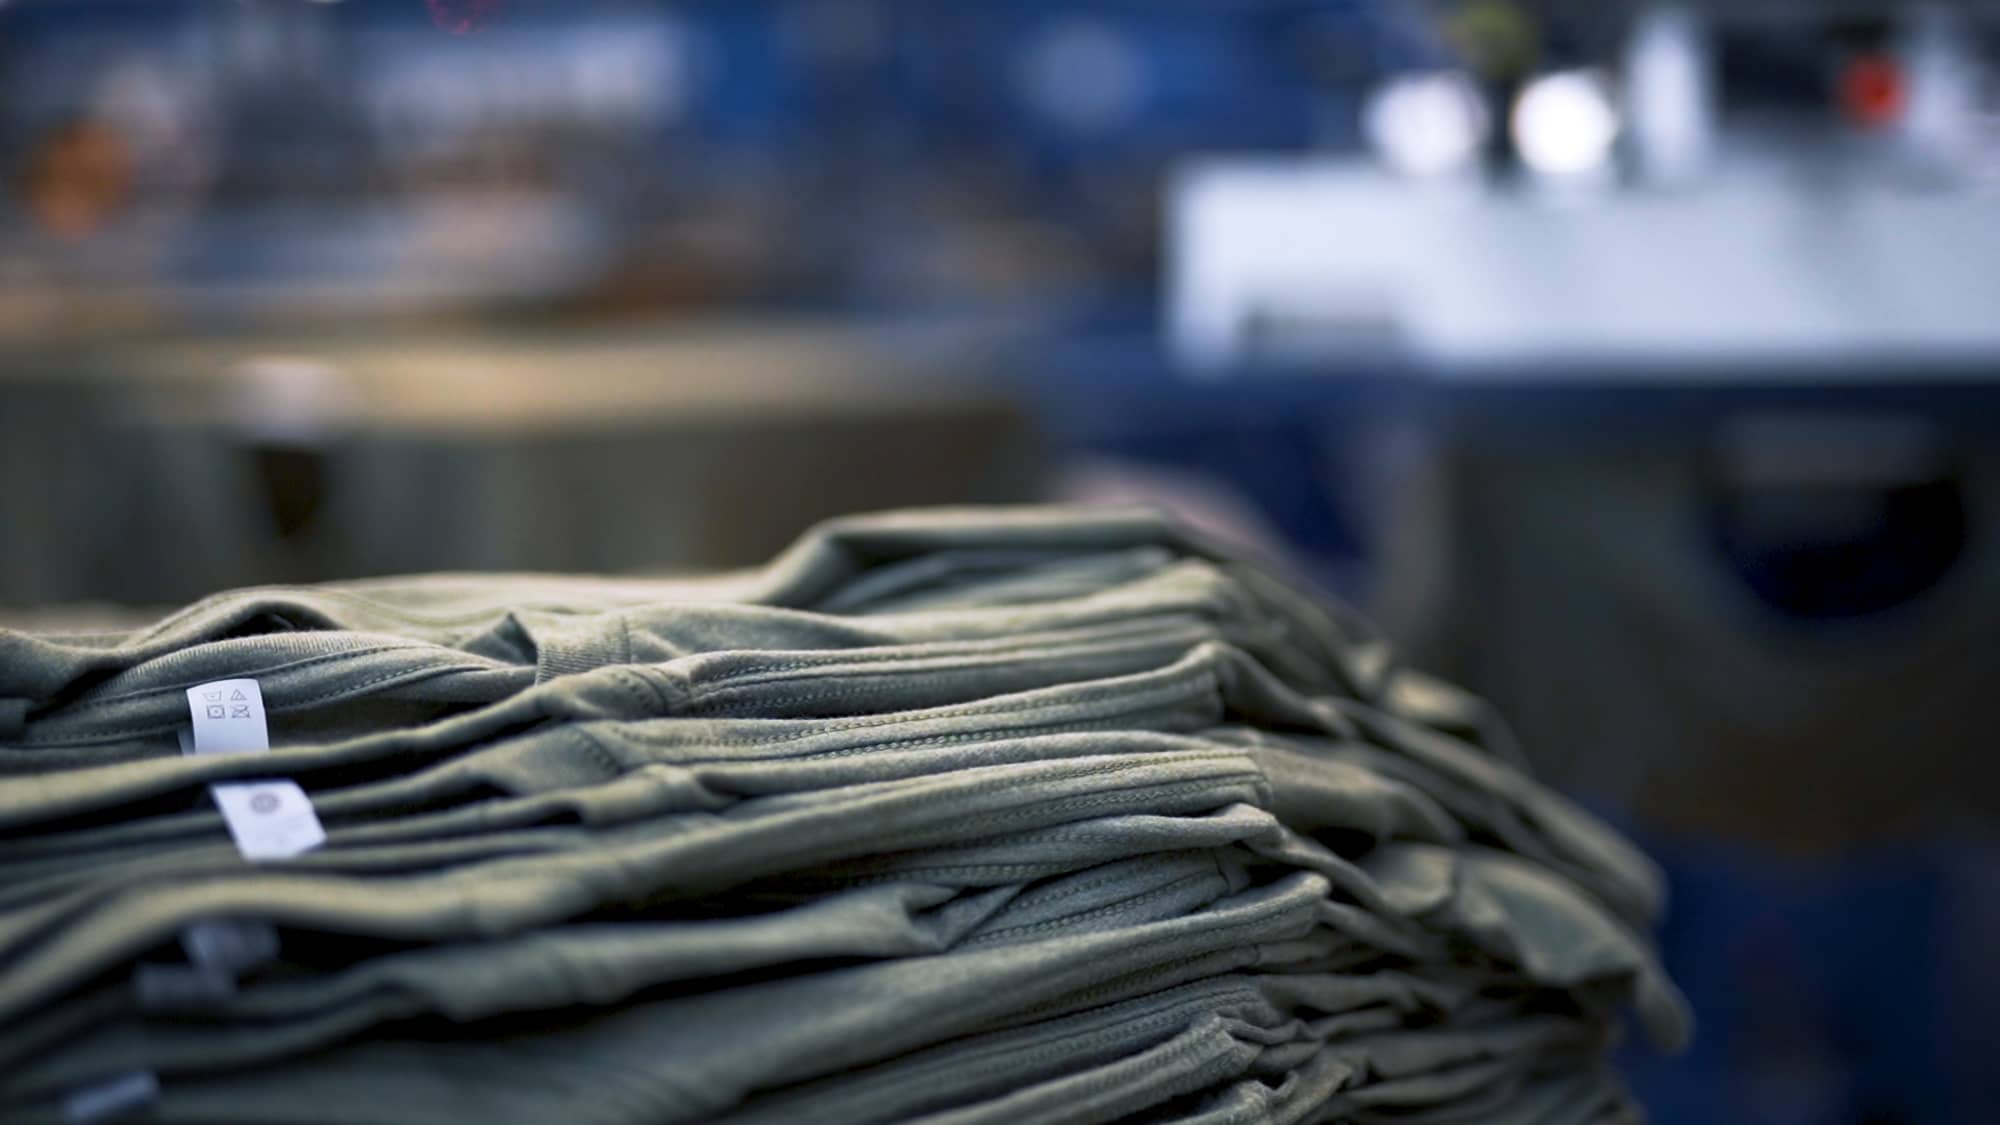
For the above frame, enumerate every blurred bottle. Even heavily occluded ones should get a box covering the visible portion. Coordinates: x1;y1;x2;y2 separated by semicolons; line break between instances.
1897;6;1983;186
1624;5;1715;189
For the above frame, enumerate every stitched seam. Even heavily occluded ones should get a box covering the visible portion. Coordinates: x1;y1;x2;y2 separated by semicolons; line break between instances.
700;663;1219;735
128;566;1225;644
788;718;1150;762
689;644;1193;712
841;855;1162;873
942;773;1263;842
567;726;627;782
23;663;495;744
124;557;1227;639
964;871;1222;947
134;585;637;635
614;666;675;714
53;644;438;711
1012;908;1300;1021
895;757;1243;821
645;797;1258;887
800;713;1205;760
698;675;1148;715
700;621;1208;687
792;864;1069;887
997;862;1199;913
696;644;1165;696
696;666;1031;710
602;669;656;721
863;576;1230;630
613;660;1217;750
772;904;1272;1104
822;991;1254;1109
771;696;1213;765
900;812;1240;854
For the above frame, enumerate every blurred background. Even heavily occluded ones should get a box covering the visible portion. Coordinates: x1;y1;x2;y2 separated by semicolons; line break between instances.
3;0;2000;1120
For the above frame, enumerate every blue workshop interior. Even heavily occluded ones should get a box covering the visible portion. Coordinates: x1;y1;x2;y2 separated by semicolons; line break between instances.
4;3;2000;1121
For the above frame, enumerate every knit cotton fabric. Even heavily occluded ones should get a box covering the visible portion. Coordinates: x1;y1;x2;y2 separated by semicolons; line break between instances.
0;506;1686;1124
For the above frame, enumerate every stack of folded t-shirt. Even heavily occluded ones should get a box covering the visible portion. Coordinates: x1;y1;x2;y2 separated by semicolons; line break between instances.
0;506;1688;1125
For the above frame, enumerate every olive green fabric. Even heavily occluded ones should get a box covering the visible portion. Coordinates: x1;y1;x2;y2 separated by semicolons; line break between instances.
0;506;1684;1124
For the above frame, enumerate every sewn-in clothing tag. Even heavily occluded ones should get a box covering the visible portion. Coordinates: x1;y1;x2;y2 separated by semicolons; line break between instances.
185;678;270;754
62;1070;158;1123
179;917;281;974
167;733;287;987
182;680;325;860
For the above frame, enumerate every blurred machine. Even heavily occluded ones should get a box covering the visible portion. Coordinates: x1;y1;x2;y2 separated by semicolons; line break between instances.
1169;153;2000;847
1165;2;2000;846
1174;164;2000;374
1166;9;2000;1123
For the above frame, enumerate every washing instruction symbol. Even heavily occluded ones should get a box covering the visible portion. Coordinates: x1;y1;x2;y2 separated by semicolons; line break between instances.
250;792;280;815
206;706;225;719
228;688;251;719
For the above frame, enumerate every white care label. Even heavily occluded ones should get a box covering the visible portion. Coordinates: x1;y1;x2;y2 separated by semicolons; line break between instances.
180;917;280;974
206;782;325;858
182;680;325;861
185;678;270;754
63;1070;158;1124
